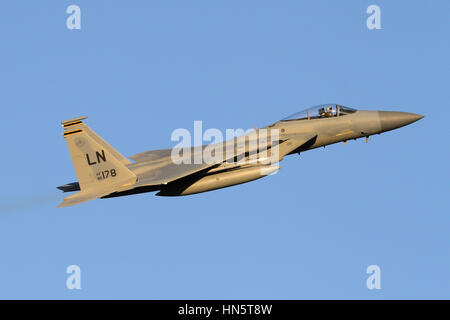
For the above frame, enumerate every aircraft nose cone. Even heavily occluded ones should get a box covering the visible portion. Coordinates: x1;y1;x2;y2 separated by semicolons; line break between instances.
378;111;424;132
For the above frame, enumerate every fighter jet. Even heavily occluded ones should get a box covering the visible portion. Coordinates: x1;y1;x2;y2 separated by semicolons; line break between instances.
57;104;423;207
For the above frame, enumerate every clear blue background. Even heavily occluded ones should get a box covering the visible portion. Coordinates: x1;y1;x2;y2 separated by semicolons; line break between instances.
0;0;448;299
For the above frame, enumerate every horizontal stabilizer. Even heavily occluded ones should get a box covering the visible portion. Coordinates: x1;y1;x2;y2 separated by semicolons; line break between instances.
58;188;114;208
57;182;80;192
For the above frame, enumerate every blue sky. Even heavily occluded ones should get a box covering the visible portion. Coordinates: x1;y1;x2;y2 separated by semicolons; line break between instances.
0;0;448;299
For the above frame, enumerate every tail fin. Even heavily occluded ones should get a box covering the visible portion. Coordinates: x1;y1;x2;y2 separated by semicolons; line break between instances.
58;116;136;207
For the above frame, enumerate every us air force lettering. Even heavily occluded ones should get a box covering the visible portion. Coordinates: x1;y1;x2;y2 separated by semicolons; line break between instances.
57;105;423;207
86;150;106;166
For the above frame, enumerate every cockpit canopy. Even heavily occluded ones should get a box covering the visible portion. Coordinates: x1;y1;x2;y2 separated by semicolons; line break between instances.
281;104;357;121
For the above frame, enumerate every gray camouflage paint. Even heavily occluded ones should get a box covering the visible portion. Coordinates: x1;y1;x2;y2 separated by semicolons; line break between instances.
57;107;423;207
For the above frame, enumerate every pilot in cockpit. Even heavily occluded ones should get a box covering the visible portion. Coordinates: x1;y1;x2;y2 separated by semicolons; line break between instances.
325;106;334;117
319;106;335;118
318;107;326;117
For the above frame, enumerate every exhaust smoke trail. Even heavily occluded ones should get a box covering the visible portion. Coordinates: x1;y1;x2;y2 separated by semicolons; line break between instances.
0;191;61;215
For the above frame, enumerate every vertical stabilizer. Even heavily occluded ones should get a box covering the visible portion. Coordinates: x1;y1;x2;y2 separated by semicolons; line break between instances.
58;116;136;207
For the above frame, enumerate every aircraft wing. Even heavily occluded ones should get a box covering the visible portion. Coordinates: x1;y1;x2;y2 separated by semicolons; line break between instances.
128;134;274;186
129;132;318;187
58;130;319;195
132;162;216;187
129;146;220;187
129;148;173;162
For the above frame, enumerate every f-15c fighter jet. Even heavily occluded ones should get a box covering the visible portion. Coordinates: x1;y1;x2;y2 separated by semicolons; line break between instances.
57;104;423;207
